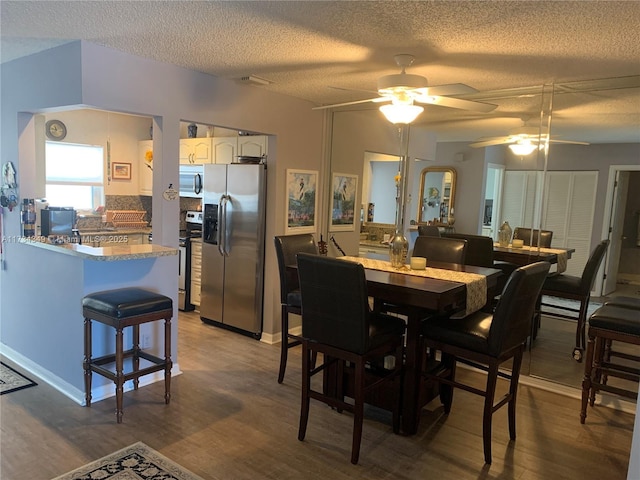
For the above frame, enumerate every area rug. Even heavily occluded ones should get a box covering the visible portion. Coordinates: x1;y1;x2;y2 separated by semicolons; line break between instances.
0;361;37;395
541;295;602;319
52;442;205;480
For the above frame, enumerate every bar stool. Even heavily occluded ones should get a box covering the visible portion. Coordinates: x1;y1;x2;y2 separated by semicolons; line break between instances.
580;305;640;424
83;287;173;423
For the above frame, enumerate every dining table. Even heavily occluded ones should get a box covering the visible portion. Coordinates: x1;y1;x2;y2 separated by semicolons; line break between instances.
493;243;575;271
294;254;502;435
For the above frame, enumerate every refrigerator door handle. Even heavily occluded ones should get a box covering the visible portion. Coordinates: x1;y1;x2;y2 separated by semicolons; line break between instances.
221;194;231;256
217;197;226;256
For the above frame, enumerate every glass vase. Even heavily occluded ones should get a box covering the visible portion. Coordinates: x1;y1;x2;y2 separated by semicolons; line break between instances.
498;221;512;247
389;230;409;268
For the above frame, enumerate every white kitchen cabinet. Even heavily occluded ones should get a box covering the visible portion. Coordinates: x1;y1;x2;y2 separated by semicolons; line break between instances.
190;240;202;307
179;138;213;165
238;135;267;157
212;137;237;164
138;140;153;196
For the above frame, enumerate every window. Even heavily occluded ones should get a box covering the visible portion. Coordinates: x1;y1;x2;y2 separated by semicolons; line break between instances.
45;142;104;211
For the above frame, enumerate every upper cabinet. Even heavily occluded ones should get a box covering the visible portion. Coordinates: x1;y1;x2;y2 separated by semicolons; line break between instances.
138;140;153;196
179;138;213;164
213;135;268;164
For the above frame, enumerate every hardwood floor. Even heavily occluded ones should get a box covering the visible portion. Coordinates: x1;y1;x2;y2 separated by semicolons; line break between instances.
1;310;634;480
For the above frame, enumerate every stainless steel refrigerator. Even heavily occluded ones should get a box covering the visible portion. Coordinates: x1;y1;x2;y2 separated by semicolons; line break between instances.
200;163;267;339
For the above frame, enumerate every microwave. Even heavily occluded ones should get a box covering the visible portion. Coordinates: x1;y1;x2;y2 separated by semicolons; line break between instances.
179;165;203;198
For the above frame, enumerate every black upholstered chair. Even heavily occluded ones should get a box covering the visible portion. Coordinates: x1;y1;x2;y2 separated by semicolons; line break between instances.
413;235;467;265
417;225;441;237
513;227;554;248
274;234;318;383
442;233;494;268
296;253;405;465
420;261;551;464
540;239;609;362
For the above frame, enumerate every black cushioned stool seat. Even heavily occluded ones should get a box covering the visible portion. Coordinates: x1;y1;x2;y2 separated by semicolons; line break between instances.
580;305;640;424
604;296;640;310
83;287;173;423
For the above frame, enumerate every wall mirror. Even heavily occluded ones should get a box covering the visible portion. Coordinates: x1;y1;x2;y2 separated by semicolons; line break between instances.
417;167;456;225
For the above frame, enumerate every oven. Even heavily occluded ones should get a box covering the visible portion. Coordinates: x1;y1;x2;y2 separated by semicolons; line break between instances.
179;210;203;312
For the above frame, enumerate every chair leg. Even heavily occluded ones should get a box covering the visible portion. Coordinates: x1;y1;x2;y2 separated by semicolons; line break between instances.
576;297;590;352
83;317;92;407
590;337;605;407
508;347;524;441
483;363;499;464
581;332;596;424
278;306;289;384
392;344;403;434
164;316;172;405
298;341;311;441
351;357;365;465
440;353;456;414
115;327;124;424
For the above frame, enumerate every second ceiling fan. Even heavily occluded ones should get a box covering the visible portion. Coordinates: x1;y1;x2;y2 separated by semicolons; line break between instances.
313;54;497;122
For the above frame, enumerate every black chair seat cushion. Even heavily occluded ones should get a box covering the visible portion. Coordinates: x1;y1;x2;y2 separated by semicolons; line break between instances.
589;306;640;336
287;290;302;308
542;273;582;294
421;311;493;355
368;313;406;351
83;288;172;319
604;296;640;310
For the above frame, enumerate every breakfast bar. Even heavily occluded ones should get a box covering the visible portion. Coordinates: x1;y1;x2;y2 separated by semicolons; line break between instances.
1;239;178;406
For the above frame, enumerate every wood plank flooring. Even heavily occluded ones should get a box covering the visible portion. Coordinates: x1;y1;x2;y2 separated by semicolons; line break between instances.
0;310;634;480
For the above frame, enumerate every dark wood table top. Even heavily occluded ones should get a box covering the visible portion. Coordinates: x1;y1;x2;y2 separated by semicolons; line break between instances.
493;244;574;266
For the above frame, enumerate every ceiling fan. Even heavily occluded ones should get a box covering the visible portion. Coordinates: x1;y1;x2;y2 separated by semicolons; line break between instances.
470;123;590;155
312;54;497;121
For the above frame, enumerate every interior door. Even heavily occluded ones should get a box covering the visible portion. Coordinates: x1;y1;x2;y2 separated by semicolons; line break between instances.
602;170;629;295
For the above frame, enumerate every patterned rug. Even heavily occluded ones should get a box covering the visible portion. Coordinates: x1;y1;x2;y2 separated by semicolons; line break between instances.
52;442;205;480
0;362;37;395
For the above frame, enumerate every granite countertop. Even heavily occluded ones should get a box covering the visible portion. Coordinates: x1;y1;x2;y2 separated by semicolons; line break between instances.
20;238;177;261
79;227;152;235
360;239;390;248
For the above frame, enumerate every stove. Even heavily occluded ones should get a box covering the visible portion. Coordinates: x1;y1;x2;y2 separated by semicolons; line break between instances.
185;210;203;238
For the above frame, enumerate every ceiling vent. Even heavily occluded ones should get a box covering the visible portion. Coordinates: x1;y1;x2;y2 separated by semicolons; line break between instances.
239;75;272;86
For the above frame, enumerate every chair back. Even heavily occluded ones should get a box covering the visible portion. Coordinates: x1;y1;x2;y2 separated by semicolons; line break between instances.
443;233;494;267
297;253;371;354
413;236;467;265
489;261;551;356
417;225;441;237
274;234;318;304
513;227;553;248
578;239;609;294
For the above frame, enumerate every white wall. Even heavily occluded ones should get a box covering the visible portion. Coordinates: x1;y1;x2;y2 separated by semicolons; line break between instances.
1;41;324;380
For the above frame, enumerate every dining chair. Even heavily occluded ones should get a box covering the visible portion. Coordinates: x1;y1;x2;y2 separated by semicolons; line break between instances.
417;225;441;237
442;232;494;267
412;235;467;264
420;261;551;464
273;234;318;383
540;239;610;362
513;227;554;248
296;253;405;465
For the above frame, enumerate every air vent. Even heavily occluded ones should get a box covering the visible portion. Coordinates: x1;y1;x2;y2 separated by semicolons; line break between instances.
239;75;272;86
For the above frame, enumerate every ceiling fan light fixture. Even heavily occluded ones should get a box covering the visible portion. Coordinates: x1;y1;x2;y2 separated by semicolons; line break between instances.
509;142;537;156
380;103;424;124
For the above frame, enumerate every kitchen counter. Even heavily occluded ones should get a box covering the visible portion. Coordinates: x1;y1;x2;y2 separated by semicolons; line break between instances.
21;238;176;261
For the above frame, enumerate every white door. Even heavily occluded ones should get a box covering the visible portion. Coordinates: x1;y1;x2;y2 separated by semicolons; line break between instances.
602;170;629;295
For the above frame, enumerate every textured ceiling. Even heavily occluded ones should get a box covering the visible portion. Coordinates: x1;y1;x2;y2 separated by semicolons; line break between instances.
2;1;639;143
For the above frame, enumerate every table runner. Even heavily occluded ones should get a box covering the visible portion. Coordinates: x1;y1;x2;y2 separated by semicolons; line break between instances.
493;243;568;273
341;256;487;317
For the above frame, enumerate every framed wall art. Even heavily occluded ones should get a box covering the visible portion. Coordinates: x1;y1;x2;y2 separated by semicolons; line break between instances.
112;162;131;180
330;172;358;231
285;169;318;234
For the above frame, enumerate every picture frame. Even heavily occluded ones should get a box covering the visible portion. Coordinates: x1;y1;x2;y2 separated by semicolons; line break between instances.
112;162;131;180
330;172;358;231
286;169;318;234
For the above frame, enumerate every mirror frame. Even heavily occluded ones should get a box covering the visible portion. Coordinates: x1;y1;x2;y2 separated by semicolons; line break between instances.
416;166;457;226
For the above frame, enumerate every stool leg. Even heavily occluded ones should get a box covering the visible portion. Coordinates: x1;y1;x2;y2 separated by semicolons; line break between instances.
115;327;124;423
164;316;172;405
132;324;140;390
83;317;92;407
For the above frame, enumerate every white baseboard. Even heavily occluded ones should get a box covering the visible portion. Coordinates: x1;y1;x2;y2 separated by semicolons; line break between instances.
260;326;302;345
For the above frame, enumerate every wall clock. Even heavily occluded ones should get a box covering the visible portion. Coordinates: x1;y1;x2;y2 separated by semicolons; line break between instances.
45;119;67;141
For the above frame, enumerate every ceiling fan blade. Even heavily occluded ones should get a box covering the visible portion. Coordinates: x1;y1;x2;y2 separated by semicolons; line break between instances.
548;139;591;146
469;137;514;148
417;95;497;113
416;83;479;97
311;97;388;110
